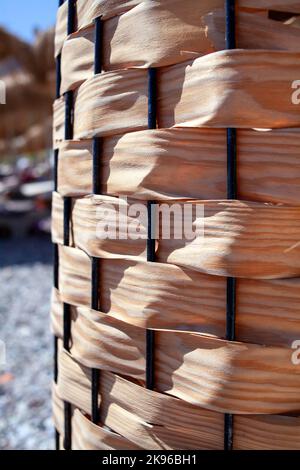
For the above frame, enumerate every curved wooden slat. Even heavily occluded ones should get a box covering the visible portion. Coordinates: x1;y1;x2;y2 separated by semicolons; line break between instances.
53;246;300;348
54;301;300;414
52;193;300;280
72;50;300;139
53;97;65;148
60;7;300;94
234;414;300;450
57;350;300;449
55;0;300;58
73;410;141;450
57;127;300;205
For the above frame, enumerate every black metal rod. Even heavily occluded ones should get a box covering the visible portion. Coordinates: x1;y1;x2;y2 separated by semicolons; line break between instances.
63;303;71;352
225;0;236;50
55;429;60;450
54;244;59;290
63;402;72;450
94;16;103;74
54;336;58;383
90;13;104;425
63;197;71;246
91;257;100;422
145;68;157;391
54;149;59;192
224;0;236;452
146;202;155;390
56;54;61;99
91;368;100;423
226;277;236;341
55;0;66;452
67;0;76;35
92;137;102;195
64;91;74;140
224;413;234;451
148;68;157;130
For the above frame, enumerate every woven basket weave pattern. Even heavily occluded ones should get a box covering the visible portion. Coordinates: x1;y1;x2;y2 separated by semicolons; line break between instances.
52;0;300;450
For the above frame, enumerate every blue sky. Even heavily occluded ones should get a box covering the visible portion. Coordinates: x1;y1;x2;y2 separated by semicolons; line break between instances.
0;0;57;43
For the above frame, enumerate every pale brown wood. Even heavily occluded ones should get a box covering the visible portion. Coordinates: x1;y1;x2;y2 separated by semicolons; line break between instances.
55;0;300;58
69;51;300;141
57;128;300;205
53;245;300;348
60;6;300;94
57;350;300;450
72;410;141;450
53;96;65;148
52;192;300;280
53;0;300;449
52;298;300;415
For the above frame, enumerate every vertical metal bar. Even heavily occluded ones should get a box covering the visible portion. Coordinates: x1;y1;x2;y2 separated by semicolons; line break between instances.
54;0;66;451
63;197;71;246
91;369;100;423
93;18;103;196
56;54;61;100
224;0;237;452
225;0;236;50
90;16;103;424
148;68;157;129
54;336;58;383
93;137;102;195
62;0;76;451
64;91;74;141
53;244;59;290
63;304;71;352
94;17;103;75
91;257;100;311
64;402;72;451
67;0;76;36
146;68;157;390
53;149;59;192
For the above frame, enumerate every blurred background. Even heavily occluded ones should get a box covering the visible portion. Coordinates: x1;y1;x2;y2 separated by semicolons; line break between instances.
0;0;57;450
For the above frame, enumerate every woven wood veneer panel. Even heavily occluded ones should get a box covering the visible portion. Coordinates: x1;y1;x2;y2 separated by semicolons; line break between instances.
52;193;300;279
51;246;300;347
60;7;300;93
56;128;300;204
53;0;300;450
55;0;300;58
51;295;300;415
53;349;300;450
53;51;300;145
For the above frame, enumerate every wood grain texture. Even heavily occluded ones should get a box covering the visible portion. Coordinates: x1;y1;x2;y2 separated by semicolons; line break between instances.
53;243;300;347
54;0;68;57
57;349;300;449
70;50;300;140
52;193;300;280
55;0;141;57
55;0;300;57
52;298;300;415
53;0;300;449
72;410;141;450
53;97;65;148
57;128;300;205
60;6;300;94
159;50;300;130
233;415;300;450
51;191;64;245
73;69;148;139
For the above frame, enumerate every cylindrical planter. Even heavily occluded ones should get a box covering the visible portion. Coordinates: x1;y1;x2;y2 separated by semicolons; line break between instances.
52;0;300;450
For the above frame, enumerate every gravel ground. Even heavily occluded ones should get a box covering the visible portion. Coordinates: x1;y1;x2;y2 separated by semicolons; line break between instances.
0;236;54;450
